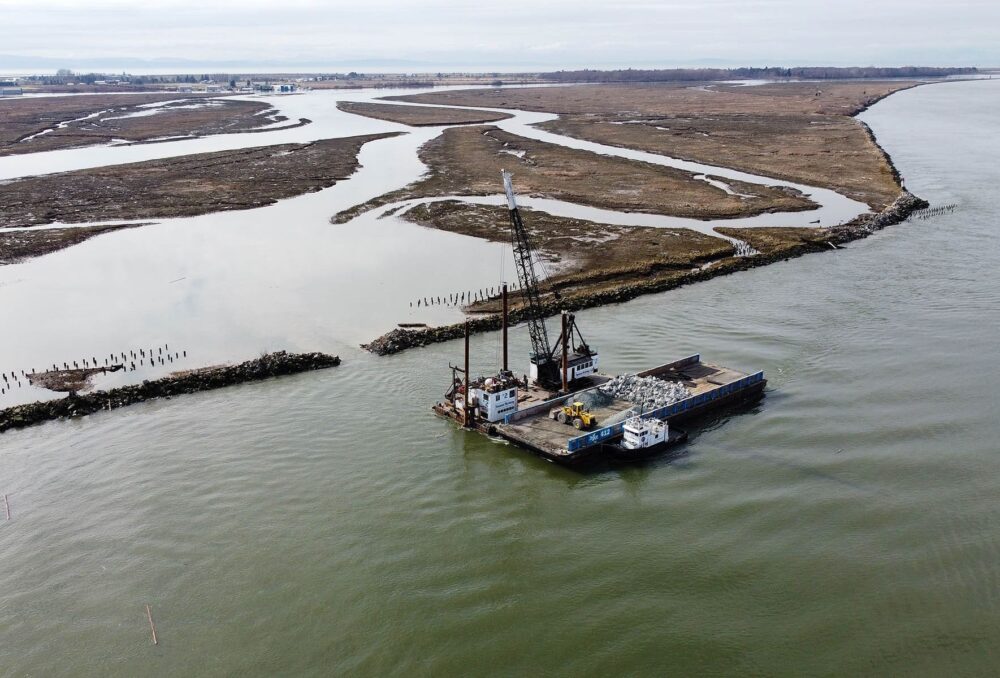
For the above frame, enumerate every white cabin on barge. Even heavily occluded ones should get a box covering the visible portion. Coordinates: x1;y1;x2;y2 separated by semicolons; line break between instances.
621;416;668;450
453;372;520;423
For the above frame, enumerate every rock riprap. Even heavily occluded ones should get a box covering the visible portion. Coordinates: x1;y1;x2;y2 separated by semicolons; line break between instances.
0;351;340;433
598;374;691;410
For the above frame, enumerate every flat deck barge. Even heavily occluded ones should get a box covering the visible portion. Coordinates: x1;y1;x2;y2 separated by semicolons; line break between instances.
434;354;765;466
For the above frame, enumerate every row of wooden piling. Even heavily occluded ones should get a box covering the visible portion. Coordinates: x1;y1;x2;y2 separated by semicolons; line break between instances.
1;343;188;395
411;283;521;308
912;203;957;220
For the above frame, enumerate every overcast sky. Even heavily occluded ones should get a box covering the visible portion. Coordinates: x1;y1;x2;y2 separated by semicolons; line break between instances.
1;0;997;72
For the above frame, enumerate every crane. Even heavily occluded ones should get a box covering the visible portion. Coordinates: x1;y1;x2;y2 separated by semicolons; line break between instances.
501;170;598;390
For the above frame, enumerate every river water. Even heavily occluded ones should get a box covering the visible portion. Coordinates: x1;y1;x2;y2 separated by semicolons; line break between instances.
1;78;999;675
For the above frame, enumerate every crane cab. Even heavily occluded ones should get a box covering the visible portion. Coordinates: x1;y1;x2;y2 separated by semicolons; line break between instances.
529;351;599;384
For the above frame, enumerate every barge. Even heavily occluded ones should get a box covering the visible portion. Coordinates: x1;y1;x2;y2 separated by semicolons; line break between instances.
432;170;766;467
433;342;765;466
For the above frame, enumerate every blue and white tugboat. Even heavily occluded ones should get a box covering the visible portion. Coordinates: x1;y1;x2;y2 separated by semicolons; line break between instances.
602;415;688;462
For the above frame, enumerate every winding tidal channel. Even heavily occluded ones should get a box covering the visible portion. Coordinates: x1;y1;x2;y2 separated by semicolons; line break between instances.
1;79;999;674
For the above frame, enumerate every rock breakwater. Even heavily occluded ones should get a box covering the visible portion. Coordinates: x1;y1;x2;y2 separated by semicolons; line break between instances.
0;351;340;434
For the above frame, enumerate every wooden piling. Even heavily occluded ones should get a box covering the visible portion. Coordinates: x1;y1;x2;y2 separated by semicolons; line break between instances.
145;604;158;645
3;494;10;521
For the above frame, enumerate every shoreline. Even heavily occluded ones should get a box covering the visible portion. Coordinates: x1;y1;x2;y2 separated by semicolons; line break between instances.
0;351;340;434
362;189;927;356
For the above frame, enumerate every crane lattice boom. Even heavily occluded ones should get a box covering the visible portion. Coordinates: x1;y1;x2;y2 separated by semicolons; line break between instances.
502;170;553;371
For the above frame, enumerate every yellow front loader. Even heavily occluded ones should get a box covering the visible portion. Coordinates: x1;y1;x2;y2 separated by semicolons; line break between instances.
550;401;597;430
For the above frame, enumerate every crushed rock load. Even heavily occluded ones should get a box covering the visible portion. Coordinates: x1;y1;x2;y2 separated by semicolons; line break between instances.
0;350;340;434
598;374;691;411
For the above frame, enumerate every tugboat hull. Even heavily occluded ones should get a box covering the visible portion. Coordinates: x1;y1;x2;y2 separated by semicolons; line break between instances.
602;428;689;463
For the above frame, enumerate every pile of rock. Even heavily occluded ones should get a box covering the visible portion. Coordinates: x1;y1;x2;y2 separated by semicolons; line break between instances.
598;374;691;411
363;328;437;355
362;318;501;356
838;190;929;238
0;350;340;434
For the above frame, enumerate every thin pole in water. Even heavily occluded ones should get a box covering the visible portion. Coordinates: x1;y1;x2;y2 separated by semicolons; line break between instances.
3;494;9;521
145;604;158;645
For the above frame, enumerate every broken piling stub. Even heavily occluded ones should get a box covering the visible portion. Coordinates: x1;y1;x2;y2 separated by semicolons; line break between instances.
145;604;158;645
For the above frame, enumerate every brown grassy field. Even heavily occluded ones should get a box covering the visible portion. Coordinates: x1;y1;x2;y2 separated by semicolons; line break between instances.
0;94;292;156
307;74;545;89
403;200;730;275
714;226;832;255
333;124;815;224
540;114;899;210
0;133;399;229
336;101;512;126
403;201;733;314
388;80;913;117
389;81;912;209
394;199;843;323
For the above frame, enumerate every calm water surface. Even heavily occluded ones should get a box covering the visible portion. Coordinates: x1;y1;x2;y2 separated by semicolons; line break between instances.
1;79;998;676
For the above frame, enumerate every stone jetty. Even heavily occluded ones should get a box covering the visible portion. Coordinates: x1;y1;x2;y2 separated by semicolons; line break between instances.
0;351;340;434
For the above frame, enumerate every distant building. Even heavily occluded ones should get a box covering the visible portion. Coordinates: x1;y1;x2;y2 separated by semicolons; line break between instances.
176;86;194;93
278;83;297;93
0;87;22;96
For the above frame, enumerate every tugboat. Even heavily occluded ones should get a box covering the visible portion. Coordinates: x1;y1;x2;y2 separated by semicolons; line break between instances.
602;415;688;462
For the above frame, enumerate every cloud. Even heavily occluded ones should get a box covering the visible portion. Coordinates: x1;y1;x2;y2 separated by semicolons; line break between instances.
1;0;996;71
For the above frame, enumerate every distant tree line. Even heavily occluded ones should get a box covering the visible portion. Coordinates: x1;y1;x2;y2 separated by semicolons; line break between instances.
19;71;238;86
23;71;177;86
538;66;978;83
